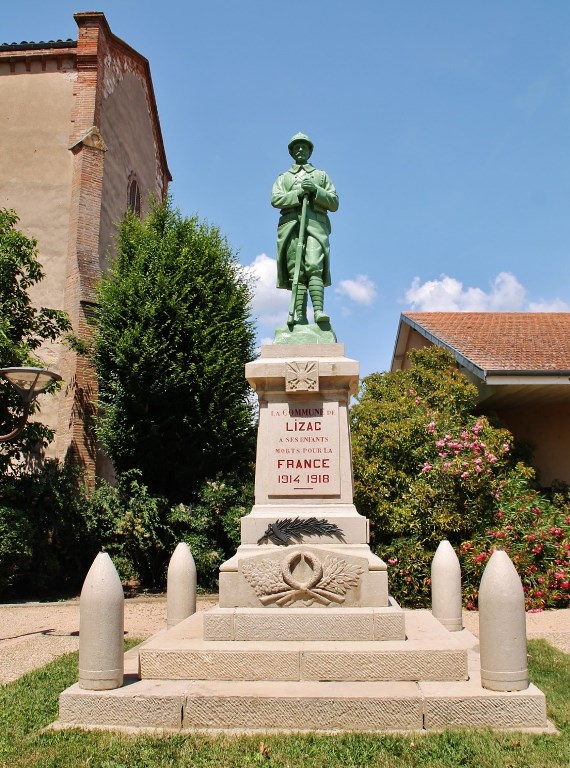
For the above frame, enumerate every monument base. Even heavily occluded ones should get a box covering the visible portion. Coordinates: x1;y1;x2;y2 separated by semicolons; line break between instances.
229;344;387;611
56;609;551;733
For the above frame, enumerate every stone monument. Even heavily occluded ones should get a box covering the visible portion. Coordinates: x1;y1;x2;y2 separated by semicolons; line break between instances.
56;136;551;734
213;133;395;632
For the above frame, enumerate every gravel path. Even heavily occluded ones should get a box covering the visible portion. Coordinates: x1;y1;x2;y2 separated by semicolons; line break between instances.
462;608;570;655
0;598;568;684
0;595;216;684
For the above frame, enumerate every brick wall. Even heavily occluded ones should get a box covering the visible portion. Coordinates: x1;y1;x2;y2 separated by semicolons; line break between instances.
60;13;170;484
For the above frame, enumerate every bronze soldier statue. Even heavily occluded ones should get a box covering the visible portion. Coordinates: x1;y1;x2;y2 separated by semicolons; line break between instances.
271;133;338;326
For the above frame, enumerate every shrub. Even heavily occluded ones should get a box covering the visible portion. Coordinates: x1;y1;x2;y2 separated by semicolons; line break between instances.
352;347;570;610
0;461;94;597
85;470;176;589
180;473;253;591
460;466;570;611
86;469;253;591
0;504;33;594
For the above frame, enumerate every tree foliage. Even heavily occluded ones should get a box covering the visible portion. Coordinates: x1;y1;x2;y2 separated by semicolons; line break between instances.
85;470;253;591
93;199;256;503
0;461;93;596
0;208;71;471
351;346;570;609
0;209;88;597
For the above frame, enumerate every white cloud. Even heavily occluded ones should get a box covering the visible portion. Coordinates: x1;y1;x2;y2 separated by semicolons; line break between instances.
527;298;570;312
335;274;377;305
404;271;528;311
403;271;570;313
243;253;289;326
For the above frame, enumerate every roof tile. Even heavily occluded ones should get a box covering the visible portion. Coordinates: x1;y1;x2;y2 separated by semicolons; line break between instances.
404;312;570;372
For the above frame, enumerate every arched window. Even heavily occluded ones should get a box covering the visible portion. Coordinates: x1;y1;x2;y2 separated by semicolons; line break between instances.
128;178;141;217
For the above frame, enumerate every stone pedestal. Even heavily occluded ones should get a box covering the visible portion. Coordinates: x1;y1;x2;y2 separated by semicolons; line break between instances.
219;344;388;611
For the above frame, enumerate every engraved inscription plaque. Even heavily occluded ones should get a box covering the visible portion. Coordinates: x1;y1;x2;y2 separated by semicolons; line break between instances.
267;401;340;496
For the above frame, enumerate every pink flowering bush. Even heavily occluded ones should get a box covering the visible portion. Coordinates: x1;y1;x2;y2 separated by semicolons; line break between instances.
460;468;570;611
351;347;570;609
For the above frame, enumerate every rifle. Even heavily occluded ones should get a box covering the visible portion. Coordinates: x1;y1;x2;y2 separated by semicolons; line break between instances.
287;194;309;328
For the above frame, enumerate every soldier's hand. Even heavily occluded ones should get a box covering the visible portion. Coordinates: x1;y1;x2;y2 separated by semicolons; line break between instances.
301;178;317;194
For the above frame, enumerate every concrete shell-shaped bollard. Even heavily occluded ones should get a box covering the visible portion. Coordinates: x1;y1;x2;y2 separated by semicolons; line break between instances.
79;551;124;690
479;549;528;692
167;542;197;629
431;539;463;631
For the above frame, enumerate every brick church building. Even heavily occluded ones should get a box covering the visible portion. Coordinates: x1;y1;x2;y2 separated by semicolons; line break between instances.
0;11;171;481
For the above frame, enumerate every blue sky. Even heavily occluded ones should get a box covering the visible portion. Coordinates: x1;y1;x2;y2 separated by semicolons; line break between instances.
4;2;570;378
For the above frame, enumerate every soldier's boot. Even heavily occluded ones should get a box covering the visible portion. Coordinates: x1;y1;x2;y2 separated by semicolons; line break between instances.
294;284;308;324
309;276;330;323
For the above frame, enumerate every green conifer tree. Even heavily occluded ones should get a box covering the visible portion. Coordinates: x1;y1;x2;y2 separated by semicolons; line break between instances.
93;199;256;503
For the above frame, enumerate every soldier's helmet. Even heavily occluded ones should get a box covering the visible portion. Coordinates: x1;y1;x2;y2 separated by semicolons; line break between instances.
288;132;314;154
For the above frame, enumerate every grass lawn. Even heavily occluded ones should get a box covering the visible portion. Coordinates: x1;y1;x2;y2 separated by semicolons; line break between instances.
0;639;568;767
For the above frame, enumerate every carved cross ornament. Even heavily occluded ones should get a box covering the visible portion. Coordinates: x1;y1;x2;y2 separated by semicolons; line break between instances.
286;360;319;392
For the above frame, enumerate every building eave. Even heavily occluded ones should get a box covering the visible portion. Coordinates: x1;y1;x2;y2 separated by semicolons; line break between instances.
485;373;570;386
394;313;487;380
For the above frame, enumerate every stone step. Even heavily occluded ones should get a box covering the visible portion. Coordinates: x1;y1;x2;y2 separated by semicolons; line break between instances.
203;602;406;642
185;680;423;730
140;643;468;682
138;610;470;683
56;677;550;733
55;608;551;734
421;676;550;731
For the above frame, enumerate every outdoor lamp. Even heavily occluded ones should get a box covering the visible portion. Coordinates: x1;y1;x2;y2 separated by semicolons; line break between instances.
0;366;62;442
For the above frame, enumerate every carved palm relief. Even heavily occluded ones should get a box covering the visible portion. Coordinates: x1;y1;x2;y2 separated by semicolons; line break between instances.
257;517;344;545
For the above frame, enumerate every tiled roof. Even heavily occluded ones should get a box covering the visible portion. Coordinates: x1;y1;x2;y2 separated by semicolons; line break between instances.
0;39;76;51
403;312;570;373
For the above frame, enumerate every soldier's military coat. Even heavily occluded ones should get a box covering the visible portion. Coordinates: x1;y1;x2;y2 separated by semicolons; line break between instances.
271;163;339;290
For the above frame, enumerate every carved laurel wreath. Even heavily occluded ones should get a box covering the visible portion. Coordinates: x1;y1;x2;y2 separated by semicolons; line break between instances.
257;517;344;546
242;551;363;607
